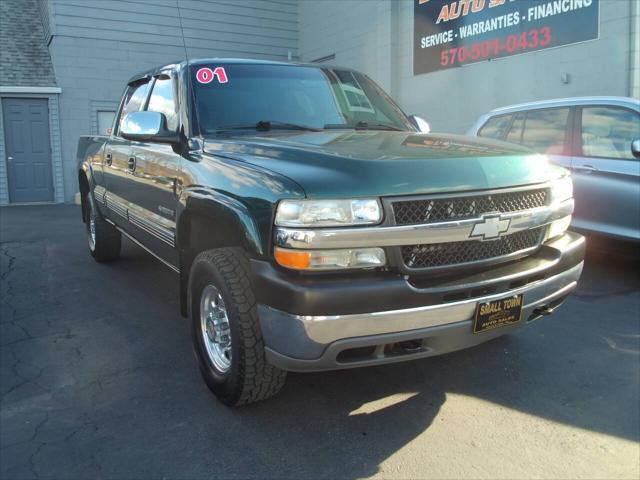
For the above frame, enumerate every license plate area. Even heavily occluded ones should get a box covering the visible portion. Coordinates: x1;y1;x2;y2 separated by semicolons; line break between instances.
473;294;523;333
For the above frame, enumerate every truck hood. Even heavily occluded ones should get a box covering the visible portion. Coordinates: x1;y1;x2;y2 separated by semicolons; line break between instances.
203;131;565;198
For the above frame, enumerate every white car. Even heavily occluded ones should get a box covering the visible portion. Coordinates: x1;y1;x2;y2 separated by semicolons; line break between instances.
468;97;640;242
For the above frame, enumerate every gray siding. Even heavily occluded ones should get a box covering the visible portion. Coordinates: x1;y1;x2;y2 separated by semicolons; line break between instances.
0;0;57;87
299;0;635;134
0;105;6;205
48;0;298;202
37;0;55;45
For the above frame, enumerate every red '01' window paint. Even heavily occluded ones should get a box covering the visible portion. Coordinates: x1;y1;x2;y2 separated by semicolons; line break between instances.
196;67;228;84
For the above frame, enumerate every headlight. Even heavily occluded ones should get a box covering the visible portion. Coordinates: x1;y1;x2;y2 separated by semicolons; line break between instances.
274;247;386;270
275;199;382;227
550;176;573;203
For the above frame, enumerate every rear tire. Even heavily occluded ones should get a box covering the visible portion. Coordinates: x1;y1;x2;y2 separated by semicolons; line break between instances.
189;247;286;406
85;192;121;262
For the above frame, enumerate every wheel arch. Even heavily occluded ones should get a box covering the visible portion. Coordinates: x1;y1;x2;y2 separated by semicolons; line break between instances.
176;190;265;317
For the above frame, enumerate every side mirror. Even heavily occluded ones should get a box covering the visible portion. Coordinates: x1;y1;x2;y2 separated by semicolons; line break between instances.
632;139;640;159
120;111;179;144
409;114;430;133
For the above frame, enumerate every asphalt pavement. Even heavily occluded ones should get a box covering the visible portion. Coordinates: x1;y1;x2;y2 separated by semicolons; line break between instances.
1;205;639;479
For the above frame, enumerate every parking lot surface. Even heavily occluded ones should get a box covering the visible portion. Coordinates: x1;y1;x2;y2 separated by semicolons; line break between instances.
1;205;639;479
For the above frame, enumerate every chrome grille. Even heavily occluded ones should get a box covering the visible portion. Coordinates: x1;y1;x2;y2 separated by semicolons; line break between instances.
392;188;548;226
401;227;545;270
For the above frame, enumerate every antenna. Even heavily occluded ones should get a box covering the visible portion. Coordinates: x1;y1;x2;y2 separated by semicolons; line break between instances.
176;0;189;62
175;0;201;146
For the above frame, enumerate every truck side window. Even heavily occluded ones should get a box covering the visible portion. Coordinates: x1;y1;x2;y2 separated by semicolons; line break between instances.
581;106;640;160
147;77;178;132
521;108;570;155
117;80;150;135
478;114;512;139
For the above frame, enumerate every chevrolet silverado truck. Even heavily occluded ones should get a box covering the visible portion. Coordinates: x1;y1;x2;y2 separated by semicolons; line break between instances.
77;59;585;406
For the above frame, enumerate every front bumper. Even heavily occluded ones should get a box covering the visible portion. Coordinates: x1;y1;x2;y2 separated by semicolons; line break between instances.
253;232;585;372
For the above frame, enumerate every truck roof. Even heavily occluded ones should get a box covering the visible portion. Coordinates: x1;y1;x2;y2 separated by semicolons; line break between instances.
126;58;317;84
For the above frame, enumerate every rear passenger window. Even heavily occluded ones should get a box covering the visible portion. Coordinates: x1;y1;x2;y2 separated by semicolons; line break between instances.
117;80;150;134
581;106;640;160
478;114;512;139
147;77;178;132
521;108;570;155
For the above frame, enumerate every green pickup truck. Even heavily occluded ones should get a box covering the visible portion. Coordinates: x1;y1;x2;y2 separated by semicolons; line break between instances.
77;59;584;406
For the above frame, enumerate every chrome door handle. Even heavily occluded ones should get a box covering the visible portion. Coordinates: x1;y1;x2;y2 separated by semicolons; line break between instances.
573;164;598;174
127;156;136;172
105;153;113;166
7;156;13;162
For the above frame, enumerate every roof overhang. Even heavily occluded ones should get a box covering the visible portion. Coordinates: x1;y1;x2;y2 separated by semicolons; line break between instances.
0;86;61;94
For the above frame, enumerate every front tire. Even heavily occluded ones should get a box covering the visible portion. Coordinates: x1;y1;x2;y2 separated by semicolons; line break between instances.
189;247;286;406
85;192;121;262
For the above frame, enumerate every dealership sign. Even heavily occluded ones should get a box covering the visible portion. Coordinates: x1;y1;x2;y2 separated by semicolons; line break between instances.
414;0;599;75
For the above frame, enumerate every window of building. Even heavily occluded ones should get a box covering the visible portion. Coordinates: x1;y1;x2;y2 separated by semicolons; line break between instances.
521;108;570;155
478;114;513;139
147;77;178;132
581;106;640;160
97;110;116;135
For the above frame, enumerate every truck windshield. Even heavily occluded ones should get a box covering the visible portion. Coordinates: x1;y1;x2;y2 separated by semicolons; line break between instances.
191;64;414;134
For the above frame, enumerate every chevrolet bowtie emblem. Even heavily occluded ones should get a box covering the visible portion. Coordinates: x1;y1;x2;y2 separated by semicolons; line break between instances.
470;215;511;240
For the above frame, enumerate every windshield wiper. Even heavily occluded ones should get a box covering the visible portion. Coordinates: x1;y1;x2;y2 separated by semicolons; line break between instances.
324;121;403;131
354;121;403;131
216;120;321;132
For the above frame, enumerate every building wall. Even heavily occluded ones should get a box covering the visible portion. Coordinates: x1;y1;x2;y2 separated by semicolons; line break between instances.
46;0;298;202
630;0;640;99
299;0;636;134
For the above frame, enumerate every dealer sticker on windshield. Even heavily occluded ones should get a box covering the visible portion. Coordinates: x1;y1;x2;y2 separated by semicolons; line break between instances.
473;294;523;334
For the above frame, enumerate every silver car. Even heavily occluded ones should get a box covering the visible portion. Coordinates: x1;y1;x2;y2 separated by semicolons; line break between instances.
468;97;640;242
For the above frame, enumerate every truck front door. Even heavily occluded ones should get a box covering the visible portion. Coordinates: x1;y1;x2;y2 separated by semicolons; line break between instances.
126;74;181;266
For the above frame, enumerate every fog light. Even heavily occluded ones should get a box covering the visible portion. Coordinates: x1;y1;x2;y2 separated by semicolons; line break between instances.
548;216;572;240
274;247;386;270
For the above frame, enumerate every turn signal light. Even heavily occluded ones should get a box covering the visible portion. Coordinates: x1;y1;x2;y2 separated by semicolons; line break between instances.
274;247;386;271
274;248;311;270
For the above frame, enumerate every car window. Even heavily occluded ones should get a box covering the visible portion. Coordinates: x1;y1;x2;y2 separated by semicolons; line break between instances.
478;114;512;139
581;106;640;160
505;113;525;144
116;80;150;135
146;77;179;132
521;108;570;155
